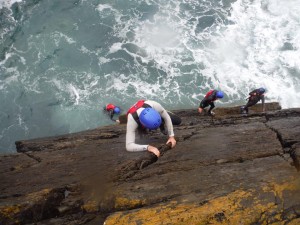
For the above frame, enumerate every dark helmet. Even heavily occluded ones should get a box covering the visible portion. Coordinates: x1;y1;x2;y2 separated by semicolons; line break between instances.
258;87;266;94
139;108;162;130
113;107;121;114
216;91;224;98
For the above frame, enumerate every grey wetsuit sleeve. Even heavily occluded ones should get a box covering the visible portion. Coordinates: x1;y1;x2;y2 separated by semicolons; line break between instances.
126;114;148;152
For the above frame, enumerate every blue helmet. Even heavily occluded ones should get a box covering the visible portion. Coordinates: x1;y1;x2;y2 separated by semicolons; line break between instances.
258;87;266;94
113;107;121;114
216;91;224;98
139;108;162;130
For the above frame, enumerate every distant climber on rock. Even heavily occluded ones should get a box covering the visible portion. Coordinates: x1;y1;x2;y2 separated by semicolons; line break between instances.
198;90;224;116
103;103;121;123
126;100;181;157
240;88;266;114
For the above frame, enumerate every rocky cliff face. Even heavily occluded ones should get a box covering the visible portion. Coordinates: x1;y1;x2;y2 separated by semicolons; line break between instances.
1;102;300;225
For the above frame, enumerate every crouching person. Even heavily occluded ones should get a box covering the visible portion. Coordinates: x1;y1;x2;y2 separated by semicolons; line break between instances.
126;100;181;157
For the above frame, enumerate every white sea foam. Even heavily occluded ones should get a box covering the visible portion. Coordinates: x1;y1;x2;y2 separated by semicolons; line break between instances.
96;4;114;12
96;3;122;26
80;46;91;54
107;0;300;108
0;0;22;9
69;84;80;105
3;0;298;109
202;0;300;108
108;43;122;54
0;52;12;65
1;0;300;152
52;32;76;46
99;57;110;64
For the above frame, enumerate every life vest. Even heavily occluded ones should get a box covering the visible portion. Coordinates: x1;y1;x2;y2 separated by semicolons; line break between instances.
127;100;151;126
106;104;116;111
250;89;264;96
205;90;214;98
204;90;217;102
248;89;264;101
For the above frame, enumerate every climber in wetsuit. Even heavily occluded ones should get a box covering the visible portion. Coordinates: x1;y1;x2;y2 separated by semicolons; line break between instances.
198;90;224;116
240;88;266;114
103;103;121;123
126;100;181;157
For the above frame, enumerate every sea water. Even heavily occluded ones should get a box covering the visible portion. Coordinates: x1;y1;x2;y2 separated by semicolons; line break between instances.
0;0;299;153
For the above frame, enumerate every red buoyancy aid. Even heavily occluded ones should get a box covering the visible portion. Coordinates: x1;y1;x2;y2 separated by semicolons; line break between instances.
127;100;152;126
205;90;214;98
204;90;218;102
127;100;146;116
248;89;264;101
106;104;116;111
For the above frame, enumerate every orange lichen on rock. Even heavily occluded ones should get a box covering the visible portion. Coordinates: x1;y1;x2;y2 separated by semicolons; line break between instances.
104;178;300;225
0;188;53;223
25;188;51;201
82;200;99;213
104;190;252;225
0;205;21;222
262;177;300;200
114;197;146;209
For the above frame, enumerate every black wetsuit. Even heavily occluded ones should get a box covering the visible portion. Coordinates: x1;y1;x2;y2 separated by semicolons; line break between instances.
242;89;265;113
103;108;118;122
199;90;218;114
159;111;182;134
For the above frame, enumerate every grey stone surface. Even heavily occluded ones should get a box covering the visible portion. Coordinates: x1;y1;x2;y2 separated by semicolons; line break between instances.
0;102;299;225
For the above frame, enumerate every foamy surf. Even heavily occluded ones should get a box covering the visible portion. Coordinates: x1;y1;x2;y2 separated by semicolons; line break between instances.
0;0;299;152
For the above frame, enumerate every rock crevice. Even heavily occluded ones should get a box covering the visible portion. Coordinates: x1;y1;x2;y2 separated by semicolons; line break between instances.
1;102;300;225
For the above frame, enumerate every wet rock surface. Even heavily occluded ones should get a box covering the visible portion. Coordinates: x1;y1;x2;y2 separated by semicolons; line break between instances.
1;102;300;225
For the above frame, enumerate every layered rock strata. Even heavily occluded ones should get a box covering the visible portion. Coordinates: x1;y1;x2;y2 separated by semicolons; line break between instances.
1;102;299;225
